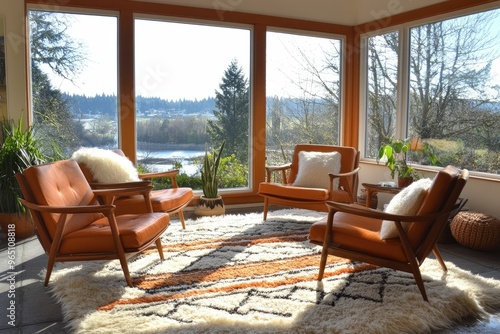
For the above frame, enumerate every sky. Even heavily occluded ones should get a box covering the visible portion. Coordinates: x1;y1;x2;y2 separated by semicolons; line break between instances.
42;11;500;101
43;12;340;101
47;13;252;100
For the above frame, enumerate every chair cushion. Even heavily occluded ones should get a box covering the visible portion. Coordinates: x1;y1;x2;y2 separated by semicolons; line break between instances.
71;147;140;183
309;215;408;262
259;182;330;201
113;188;194;215
22;160;102;237
59;212;169;254
379;178;432;239
292;151;341;190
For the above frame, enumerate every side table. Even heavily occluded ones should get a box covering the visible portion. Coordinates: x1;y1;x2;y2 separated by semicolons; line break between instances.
361;183;403;208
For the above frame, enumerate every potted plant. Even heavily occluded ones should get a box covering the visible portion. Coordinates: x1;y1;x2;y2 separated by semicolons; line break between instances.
377;137;437;187
0;118;46;238
194;140;226;216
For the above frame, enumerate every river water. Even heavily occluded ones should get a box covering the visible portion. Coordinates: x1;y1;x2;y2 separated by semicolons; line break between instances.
137;149;205;175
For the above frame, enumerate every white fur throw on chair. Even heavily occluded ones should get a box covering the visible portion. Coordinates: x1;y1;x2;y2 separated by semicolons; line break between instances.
71;147;140;183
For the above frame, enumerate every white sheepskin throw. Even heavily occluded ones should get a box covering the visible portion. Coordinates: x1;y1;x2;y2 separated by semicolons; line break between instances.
71;147;140;183
379;177;433;239
293;151;342;190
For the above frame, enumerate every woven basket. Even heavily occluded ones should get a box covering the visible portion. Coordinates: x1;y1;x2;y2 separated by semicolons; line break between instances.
450;211;500;251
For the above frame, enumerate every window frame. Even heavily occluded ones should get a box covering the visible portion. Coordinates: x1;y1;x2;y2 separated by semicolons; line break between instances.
359;2;500;180
133;13;255;195
265;27;347;148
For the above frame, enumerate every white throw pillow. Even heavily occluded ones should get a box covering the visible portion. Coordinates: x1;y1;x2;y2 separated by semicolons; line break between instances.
379;178;433;240
71;147;140;183
292;151;342;190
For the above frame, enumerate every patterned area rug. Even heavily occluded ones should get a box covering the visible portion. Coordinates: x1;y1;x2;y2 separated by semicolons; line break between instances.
48;209;500;334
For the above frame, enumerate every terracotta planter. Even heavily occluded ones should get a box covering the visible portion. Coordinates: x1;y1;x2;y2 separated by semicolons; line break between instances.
0;213;36;239
398;177;414;188
194;196;225;216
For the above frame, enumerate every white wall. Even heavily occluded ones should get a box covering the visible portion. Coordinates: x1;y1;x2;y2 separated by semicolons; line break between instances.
139;0;448;25
0;0;27;121
359;162;500;219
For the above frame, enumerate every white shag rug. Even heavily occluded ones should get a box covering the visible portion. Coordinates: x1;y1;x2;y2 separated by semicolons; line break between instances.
47;209;500;334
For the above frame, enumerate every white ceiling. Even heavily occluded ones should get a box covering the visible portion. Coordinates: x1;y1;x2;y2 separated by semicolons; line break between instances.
136;0;448;25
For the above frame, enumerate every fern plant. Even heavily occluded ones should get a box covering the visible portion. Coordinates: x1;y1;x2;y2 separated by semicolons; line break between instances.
0;118;46;214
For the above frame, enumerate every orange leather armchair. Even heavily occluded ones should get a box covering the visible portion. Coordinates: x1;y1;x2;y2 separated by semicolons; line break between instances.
16;160;170;287
258;144;360;220
309;165;469;301
78;149;194;229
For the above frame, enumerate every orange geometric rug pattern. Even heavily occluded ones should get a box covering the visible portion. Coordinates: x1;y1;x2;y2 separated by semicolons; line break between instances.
48;209;500;334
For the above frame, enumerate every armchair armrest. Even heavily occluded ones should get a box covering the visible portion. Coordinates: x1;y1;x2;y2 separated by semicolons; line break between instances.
19;198;124;247
90;180;151;189
328;166;360;201
91;185;154;211
20;198;115;215
264;163;292;183
139;169;180;188
325;201;449;223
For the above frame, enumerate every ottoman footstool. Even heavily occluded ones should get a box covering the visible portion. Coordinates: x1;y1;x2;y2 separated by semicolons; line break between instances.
450;211;500;251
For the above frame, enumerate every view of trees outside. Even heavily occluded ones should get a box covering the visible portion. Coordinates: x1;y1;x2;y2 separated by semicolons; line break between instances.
29;11;118;159
134;19;251;189
28;6;500;190
29;11;251;190
365;9;500;175
365;32;398;156
266;31;342;166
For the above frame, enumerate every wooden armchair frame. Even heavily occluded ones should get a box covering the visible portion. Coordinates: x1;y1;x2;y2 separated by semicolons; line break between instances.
259;144;360;220
79;149;194;229
16;160;170;287
309;166;469;301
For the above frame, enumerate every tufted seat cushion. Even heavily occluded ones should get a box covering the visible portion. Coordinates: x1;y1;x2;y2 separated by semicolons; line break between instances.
259;182;331;202
309;212;408;262
309;165;464;263
113;188;194;216
59;212;169;254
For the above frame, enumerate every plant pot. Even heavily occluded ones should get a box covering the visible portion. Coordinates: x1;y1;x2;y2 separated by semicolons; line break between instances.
194;196;225;216
398;176;414;188
0;213;36;239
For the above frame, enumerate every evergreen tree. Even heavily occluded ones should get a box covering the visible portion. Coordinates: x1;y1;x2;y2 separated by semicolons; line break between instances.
29;11;86;158
207;60;249;163
31;64;82;157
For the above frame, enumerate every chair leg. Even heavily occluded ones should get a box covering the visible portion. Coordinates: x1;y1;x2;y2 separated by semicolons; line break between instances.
318;248;328;281
117;253;133;287
405;248;428;301
156;238;165;260
318;210;335;281
44;255;57;286
263;198;269;221
411;267;428;302
178;210;186;230
432;246;448;271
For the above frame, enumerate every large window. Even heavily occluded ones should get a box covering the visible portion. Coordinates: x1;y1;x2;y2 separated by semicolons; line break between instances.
266;31;343;165
28;10;118;157
364;7;500;176
134;19;251;190
365;31;399;157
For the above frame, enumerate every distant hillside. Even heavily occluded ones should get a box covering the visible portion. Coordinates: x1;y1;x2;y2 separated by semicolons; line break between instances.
62;93;216;117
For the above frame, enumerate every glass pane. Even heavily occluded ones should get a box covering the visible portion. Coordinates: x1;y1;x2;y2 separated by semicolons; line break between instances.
266;31;342;165
408;9;500;174
135;19;251;190
365;32;398;159
28;11;118;158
